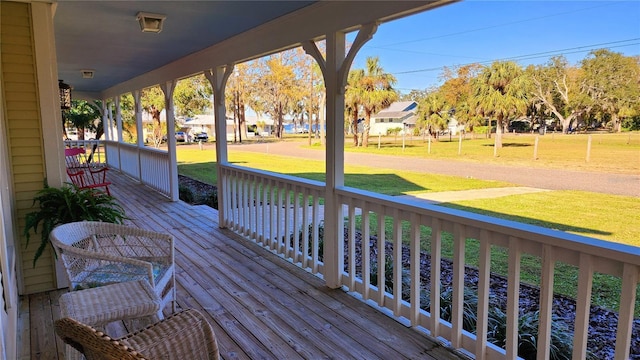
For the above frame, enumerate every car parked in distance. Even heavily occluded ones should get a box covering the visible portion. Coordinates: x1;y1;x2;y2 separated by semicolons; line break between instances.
194;132;209;142
175;131;187;142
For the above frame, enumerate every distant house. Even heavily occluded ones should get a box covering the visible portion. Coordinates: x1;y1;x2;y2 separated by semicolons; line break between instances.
370;101;418;135
447;117;465;136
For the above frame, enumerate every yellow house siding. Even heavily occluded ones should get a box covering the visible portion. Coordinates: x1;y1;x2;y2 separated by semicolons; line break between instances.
1;1;55;293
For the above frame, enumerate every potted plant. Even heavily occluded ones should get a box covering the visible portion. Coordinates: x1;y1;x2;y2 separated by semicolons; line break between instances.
23;181;127;266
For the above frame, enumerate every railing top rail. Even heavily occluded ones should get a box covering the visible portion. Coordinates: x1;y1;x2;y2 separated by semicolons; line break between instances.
106;140;169;156
221;163;325;192
336;186;640;265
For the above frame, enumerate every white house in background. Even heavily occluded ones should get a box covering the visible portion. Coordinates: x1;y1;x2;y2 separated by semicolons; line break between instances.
447;117;465;136
245;115;274;137
370;101;418;135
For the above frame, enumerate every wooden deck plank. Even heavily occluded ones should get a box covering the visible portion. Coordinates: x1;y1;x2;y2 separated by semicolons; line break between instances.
169;219;401;360
25;170;463;360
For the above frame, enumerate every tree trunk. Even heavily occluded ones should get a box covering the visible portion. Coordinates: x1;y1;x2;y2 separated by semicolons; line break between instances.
320;92;326;146
362;111;371;147
351;112;358;146
495;116;504;149
613;114;622;132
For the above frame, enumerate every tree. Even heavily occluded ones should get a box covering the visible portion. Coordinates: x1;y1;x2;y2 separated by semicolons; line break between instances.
359;57;398;147
439;64;484;136
471;61;529;152
345;69;365;146
399;89;428;103
174;74;212;118
580;49;640;132
417;90;449;139
227;64;252;143
255;54;301;139
142;86;166;147
527;56;590;134
64;100;101;140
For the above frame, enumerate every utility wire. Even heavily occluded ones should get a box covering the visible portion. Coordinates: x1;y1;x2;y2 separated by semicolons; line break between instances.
373;1;623;48
393;40;640;75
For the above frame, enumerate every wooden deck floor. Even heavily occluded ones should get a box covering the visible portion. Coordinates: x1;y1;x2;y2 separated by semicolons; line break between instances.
23;170;465;360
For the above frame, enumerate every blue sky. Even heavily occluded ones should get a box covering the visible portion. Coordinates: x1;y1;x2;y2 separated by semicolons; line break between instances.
350;0;640;94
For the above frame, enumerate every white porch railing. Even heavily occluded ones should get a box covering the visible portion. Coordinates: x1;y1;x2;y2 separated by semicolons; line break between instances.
219;164;326;275
220;164;639;360
103;141;171;197
64;140;106;165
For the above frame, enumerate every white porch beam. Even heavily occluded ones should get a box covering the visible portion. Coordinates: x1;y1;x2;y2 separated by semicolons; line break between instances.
160;80;179;201
204;66;233;226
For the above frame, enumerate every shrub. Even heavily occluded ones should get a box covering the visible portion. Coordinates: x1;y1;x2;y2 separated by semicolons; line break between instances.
487;308;575;360
203;188;218;209
179;184;195;203
369;254;411;296
23;181;127;266
293;221;324;260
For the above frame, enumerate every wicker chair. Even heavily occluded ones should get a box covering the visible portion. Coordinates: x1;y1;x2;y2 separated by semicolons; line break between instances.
50;221;175;315
55;309;220;360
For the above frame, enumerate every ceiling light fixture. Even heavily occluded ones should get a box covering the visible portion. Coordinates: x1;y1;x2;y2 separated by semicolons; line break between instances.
136;12;166;33
80;70;94;79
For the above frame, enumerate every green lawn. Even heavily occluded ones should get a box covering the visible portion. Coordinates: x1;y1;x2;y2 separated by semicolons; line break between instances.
178;149;512;196
337;131;640;175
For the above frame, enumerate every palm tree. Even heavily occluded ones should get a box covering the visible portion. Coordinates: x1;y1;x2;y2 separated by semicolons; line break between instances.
359;57;398;147
417;90;449;139
64;100;101;140
471;61;529;154
345;69;364;146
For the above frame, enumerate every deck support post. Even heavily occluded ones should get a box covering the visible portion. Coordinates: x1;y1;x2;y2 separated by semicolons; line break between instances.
114;96;123;143
133;90;145;182
205;66;233;227
323;30;346;288
106;102;114;141
160;80;179;201
320;23;377;289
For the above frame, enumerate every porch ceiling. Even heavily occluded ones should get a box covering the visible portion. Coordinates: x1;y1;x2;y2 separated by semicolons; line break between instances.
53;1;456;100
54;1;314;95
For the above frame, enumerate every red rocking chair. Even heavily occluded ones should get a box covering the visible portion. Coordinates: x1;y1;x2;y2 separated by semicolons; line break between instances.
64;147;111;195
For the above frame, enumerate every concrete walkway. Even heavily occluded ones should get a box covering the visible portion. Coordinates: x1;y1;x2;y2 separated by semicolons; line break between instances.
226;141;640;197
396;187;551;204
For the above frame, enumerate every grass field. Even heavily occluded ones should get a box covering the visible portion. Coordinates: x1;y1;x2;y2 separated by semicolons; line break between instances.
177;150;513;196
324;131;639;174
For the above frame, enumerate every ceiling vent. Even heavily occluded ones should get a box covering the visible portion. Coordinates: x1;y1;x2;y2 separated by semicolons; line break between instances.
81;70;94;79
136;12;166;33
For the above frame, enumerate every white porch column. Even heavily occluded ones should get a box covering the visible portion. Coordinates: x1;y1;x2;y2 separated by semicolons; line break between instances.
31;1;66;188
323;32;347;289
115;96;123;143
205;66;233;227
106;102;114;140
133;90;144;182
101;101;109;140
319;24;377;288
133;90;144;147
160;80;179;201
